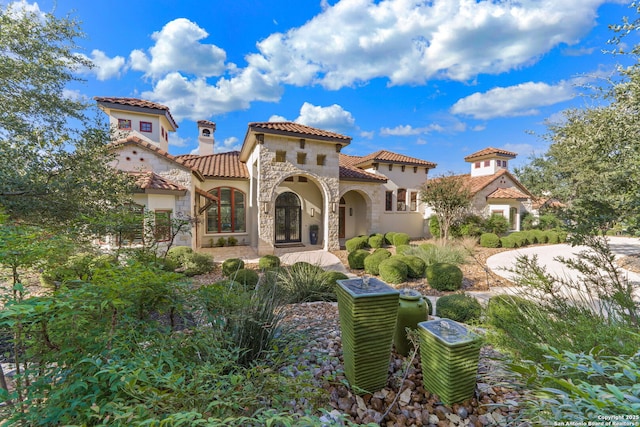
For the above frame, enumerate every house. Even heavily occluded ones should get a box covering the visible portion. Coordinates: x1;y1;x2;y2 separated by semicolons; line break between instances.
96;97;437;254
424;147;534;231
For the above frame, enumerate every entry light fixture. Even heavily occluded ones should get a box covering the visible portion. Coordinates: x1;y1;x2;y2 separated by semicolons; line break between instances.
331;201;337;213
311;207;315;217
262;201;269;214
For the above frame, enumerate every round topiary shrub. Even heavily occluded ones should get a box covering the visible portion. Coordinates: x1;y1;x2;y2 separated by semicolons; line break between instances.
500;236;518;249
368;233;385;248
379;257;408;284
346;235;369;252
435;293;482;324
509;232;528;247
166;246;194;269
532;229;548;244
182;252;215;276
364;250;392;275
384;232;397;245
230;268;260;290
480;232;500;248
426;262;463;291
395;244;412;255
348;249;370;270
393;232;410;246
398;255;426;278
222;258;245;277
258;254;281;270
545;230;560;244
320;270;349;286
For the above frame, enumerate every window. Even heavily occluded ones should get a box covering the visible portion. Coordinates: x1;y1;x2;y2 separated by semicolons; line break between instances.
206;187;246;233
413;167;418;173
410;192;418;211
397;188;407;211
154;210;172;242
284;177;294;182
202;129;211;137
161;127;166;139
275;150;286;162
474;162;480;168
118;119;131;130
388;164;393;171
385;191;393;211
117;203;144;244
401;165;406;172
297;152;306;165
140;121;152;133
484;160;490;167
298;176;308;182
317;154;326;166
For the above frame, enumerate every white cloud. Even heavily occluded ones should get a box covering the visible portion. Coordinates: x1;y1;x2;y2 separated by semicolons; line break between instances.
6;0;45;19
360;130;375;139
130;18;227;78
86;49;126;80
294;102;356;133
450;81;576;119
168;132;189;148
381;124;431;136
247;0;610;89
215;136;242;153
269;114;288;122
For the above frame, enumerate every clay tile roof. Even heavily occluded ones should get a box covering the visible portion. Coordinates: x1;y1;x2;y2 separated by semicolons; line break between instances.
197;120;216;129
178;151;249;179
129;171;187;192
487;187;529;200
354;150;436;168
464;147;517;161
338;155;387;182
109;135;204;181
94;97;178;130
249;122;351;142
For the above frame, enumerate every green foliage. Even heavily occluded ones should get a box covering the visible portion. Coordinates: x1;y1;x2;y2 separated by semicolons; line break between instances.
217;237;226;247
395;244;412;255
436;294;482;323
276;262;336;302
378;257;408;284
421;174;473;240
511;347;640;423
364;249;391;275
229;268;260;290
405;242;469;268
40;251;115;287
538;213;563;230
392;232;410;246
428;215;440;239
227;236;238;246
483;214;509;235
319;270;349;286
500;236;518;248
166;245;193;262
545;230;560;244
258;254;281;270
222;258;245;277
456;214;484;238
345;235;369;252
395;255;426;278
384;231;397;245
368;233;384;248
347;248;370;269
180;252;214;276
426;262;463;291
480;232;500;248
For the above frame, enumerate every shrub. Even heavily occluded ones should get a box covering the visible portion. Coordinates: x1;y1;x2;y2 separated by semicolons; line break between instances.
348;249;370;269
345;235;368;252
500;236;518;248
229;268;260;290
419;243;436;252
368;233;385;248
521;211;536;230
41;252;116;286
538;213;562;230
486;294;543;359
395;244;412;255
428;215;440;238
166;246;193;261
384;231;397;245
277;262;336;302
480;232;500;248
227;236;238;246
393;232;410;246
405;243;468;268
436;294;482;323
379;257;408;284
222;258;245;277
531;229;548;244
394;255;426;278
364;250;391;275
181;252;215;276
258;255;281;270
545;230;560;244
457;214;484;237
483;214;509;235
319;270;349;286
216;237;226;247
510;232;529;247
426;262;463;291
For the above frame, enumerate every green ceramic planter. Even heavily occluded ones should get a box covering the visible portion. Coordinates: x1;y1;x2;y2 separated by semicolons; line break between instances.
393;289;428;356
336;277;399;392
418;318;482;404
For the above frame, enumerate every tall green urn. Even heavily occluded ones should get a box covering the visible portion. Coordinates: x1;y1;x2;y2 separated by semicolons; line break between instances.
393;289;428;356
336;277;400;392
418;318;482;405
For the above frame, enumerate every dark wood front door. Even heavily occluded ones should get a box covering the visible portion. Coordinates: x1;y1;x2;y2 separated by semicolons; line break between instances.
275;192;301;243
339;206;346;238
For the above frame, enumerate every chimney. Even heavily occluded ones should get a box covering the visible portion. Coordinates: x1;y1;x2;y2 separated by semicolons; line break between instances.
197;120;216;155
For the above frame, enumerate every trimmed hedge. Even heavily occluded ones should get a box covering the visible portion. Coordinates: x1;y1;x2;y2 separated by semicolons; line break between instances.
368;233;385;248
394;255;426;278
258;255;280;270
348;249;370;270
320;270;349;286
426;262;463;291
395;244;412;255
222;258;245;277
384;232;397;245
480;232;500;248
500;236;518;248
393;232;410;246
230;268;260;290
364;250;391;275
346;235;369;253
436;293;482;324
379;257;408;284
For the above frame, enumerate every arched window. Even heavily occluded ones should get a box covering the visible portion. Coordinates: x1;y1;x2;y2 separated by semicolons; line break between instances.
202;129;211;137
206;187;246;233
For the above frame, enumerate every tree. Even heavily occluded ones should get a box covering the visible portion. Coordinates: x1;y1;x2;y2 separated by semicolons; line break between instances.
0;3;132;231
420;173;472;240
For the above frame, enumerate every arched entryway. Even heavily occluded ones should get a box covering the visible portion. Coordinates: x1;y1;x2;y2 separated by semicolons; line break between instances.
275;191;301;243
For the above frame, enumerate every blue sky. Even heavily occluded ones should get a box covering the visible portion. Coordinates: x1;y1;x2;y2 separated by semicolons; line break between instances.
14;0;640;173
